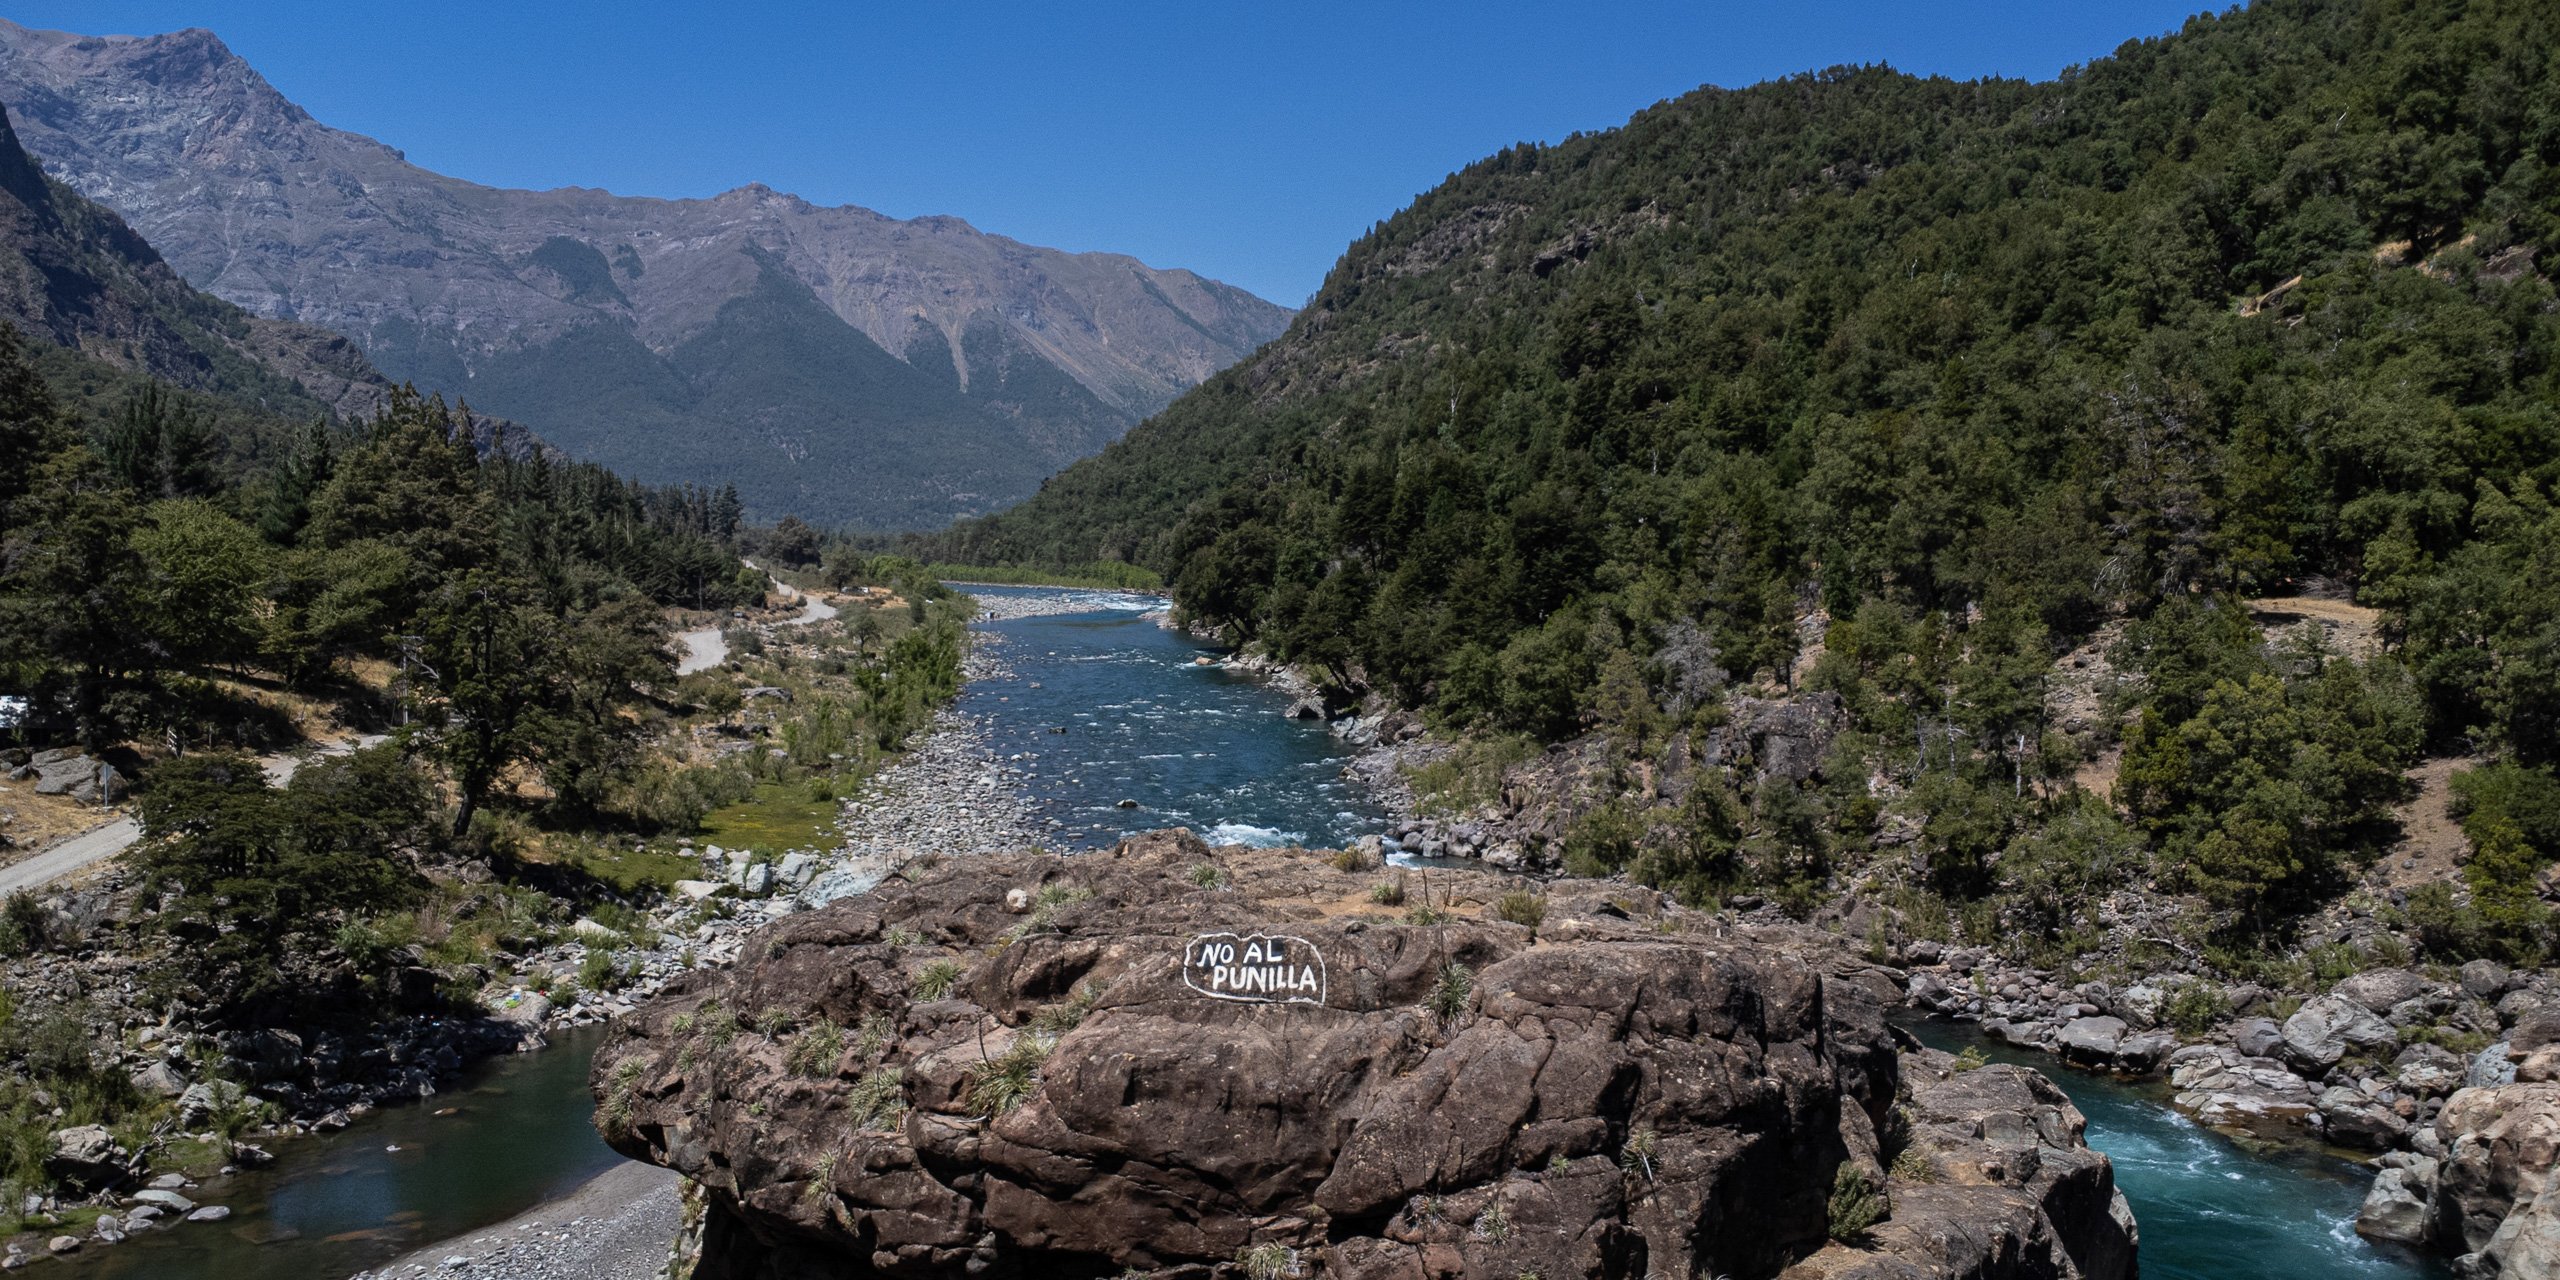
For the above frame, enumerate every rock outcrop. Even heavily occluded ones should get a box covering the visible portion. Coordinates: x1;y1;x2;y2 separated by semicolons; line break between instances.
598;833;2134;1280
2355;1039;2560;1276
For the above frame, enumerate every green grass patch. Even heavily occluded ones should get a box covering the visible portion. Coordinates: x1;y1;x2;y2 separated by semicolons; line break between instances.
546;835;700;896
695;782;843;858
154;1135;230;1177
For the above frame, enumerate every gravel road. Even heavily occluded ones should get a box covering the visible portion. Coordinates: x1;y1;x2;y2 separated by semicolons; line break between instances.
0;734;384;897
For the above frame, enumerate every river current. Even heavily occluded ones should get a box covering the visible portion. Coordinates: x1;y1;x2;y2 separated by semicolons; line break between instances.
73;588;2446;1279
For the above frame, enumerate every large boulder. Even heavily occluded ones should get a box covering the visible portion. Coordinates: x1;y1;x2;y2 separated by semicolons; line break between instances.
598;835;2134;1280
2316;1086;2408;1150
2336;969;2431;1015
2056;1016;2127;1065
2395;1043;2468;1097
43;1126;125;1190
2227;1016;2284;1059
2357;1159;2436;1244
2280;996;2395;1071
2461;960;2514;1001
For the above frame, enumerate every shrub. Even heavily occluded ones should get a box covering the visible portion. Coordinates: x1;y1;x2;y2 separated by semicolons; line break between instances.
1370;877;1408;906
0;893;51;957
1827;1163;1887;1241
1190;863;1227;888
2162;980;2228;1036
578;949;634;993
1427;962;1473;1022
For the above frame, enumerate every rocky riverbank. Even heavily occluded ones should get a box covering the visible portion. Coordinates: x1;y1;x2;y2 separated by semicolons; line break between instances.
594;831;2137;1280
966;587;1167;623
346;1162;682;1280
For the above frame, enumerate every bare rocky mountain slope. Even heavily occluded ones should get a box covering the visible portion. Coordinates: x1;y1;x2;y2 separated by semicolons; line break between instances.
0;19;1293;527
0;96;396;427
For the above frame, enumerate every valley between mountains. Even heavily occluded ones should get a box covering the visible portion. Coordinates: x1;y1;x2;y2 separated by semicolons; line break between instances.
1;1;2558;1279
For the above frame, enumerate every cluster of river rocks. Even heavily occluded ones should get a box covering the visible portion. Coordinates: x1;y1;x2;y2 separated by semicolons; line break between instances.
1900;940;2560;1273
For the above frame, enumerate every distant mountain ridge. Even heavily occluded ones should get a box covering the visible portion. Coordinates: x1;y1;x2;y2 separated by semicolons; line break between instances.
0;94;419;436
0;19;1293;527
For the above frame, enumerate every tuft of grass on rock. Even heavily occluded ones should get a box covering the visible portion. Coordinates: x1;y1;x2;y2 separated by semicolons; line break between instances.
1008;884;1095;939
964;1034;1053;1115
913;959;966;1000
599;1057;647;1139
786;1019;845;1078
853;1013;897;1059
847;1067;908;1130
1494;889;1546;930
1370;878;1407;906
1032;982;1101;1034
1620;1126;1658;1181
1236;1243;1301;1280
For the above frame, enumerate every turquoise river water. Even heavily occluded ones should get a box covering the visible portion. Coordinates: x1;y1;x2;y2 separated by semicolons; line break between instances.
59;588;2447;1278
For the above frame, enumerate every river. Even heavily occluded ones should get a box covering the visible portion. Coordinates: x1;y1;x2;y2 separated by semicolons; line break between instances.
64;588;2448;1279
74;1025;619;1280
958;585;1388;850
1910;1021;2449;1280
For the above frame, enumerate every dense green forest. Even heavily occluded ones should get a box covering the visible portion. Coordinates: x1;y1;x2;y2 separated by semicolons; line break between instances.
935;0;2560;955
0;321;783;1004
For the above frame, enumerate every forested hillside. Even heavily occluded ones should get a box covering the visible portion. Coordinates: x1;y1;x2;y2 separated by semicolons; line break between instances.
940;0;2560;952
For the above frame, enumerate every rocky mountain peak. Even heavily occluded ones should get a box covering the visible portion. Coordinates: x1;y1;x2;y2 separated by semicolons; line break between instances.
0;19;1294;527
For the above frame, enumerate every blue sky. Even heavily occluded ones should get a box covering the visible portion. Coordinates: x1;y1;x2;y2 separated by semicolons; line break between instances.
10;1;2215;305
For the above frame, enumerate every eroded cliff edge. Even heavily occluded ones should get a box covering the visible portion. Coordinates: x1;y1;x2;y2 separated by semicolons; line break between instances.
594;832;2136;1280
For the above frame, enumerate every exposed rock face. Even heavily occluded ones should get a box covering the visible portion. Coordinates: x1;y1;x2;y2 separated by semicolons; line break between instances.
2353;1047;2560;1276
0;19;1293;527
0;98;412;425
598;834;2134;1280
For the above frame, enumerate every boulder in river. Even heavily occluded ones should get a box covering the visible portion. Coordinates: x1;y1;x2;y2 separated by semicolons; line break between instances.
596;832;2135;1280
2355;1160;2435;1244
